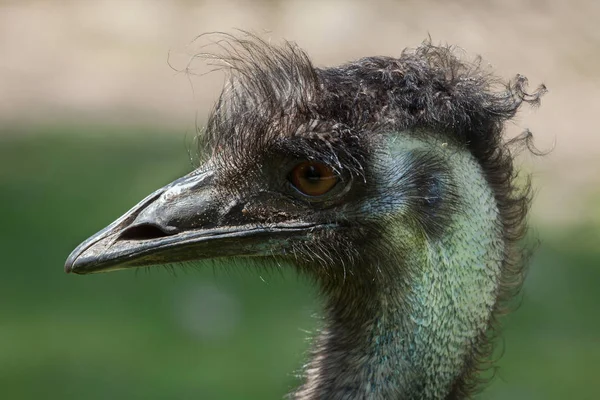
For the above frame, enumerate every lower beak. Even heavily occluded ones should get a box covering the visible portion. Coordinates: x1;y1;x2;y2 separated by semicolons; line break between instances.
64;169;322;275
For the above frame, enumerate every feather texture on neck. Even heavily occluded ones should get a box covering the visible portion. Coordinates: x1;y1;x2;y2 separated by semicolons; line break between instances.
294;135;503;400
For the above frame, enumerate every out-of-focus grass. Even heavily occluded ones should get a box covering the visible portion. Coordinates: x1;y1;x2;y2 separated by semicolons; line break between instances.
0;127;598;399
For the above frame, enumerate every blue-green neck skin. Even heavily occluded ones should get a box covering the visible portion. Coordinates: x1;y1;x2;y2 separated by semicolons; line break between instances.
294;134;504;400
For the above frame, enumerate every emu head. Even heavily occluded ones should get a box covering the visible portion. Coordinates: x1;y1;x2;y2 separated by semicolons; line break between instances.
65;36;544;398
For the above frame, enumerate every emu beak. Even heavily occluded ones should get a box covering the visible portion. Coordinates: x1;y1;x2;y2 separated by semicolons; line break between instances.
65;169;319;275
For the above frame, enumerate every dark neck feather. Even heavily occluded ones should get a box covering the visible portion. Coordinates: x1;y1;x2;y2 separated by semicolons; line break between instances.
294;283;412;399
294;138;507;400
193;33;544;399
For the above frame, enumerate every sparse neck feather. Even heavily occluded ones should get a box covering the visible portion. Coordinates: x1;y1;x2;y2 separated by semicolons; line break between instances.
294;136;504;400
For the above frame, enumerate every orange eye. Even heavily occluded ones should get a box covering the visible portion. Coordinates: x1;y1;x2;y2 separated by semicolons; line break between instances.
290;161;338;197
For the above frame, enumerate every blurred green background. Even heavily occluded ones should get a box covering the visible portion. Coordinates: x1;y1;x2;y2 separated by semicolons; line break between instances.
1;127;598;400
2;1;599;399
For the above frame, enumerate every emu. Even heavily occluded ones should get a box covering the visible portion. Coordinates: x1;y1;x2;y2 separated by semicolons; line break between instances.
65;35;545;399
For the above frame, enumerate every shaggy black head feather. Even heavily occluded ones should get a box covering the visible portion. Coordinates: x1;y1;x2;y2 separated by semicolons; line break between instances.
192;33;546;398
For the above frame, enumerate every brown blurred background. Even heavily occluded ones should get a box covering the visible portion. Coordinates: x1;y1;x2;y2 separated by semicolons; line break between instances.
1;1;598;399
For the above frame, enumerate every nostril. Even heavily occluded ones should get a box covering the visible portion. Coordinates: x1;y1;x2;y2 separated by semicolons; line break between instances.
118;223;173;241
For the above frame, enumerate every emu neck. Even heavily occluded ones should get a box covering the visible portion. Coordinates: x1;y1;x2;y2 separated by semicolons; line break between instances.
295;137;504;399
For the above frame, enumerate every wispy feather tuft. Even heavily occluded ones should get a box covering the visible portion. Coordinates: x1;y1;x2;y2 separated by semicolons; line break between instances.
188;32;545;398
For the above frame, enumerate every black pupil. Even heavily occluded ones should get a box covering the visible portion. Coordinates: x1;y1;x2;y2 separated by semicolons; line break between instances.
304;165;322;183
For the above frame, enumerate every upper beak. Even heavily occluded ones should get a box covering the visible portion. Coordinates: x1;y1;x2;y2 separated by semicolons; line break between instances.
64;169;321;275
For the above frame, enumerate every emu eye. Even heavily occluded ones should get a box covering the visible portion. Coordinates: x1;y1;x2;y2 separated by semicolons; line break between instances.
289;161;338;197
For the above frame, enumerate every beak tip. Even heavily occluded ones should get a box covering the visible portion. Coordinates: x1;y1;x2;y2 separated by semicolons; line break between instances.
64;255;75;274
65;246;83;274
64;261;74;274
